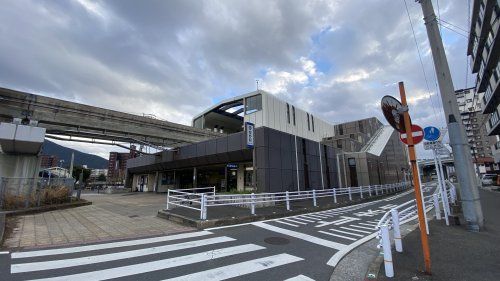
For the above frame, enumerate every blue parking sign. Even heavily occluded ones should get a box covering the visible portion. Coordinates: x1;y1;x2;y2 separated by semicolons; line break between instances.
423;126;440;141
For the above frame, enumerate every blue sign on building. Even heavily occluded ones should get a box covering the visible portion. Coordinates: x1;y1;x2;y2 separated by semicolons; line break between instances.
423;126;440;141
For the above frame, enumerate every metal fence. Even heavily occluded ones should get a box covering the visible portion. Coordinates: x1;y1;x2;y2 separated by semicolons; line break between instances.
376;181;456;277
166;182;411;220
0;177;76;210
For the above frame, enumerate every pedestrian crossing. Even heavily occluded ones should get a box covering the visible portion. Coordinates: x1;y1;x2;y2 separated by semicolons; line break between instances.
9;231;308;281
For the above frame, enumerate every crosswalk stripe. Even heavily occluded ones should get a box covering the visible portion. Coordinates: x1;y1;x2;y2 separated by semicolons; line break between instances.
12;236;235;273
328;229;364;237
318;231;357;241
360;221;378;225
162;254;303;281
12;231;213;259
24;244;265;281
284;274;315;281
252;222;346;250
349;225;376;231
283;218;307;225
339;227;371;234
304;213;330;219
274;220;299;227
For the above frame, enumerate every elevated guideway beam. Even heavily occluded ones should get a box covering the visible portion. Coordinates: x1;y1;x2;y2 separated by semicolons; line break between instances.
0;87;222;148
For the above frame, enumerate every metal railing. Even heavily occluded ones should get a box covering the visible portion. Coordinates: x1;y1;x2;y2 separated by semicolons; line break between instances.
166;182;411;220
376;182;456;278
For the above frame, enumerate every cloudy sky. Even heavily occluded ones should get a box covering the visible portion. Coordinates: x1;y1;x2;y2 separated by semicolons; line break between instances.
0;0;473;159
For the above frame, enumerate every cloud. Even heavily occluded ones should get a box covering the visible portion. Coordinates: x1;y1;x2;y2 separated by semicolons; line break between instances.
0;0;472;159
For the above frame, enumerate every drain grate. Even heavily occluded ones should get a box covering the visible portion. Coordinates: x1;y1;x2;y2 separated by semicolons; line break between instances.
264;237;290;245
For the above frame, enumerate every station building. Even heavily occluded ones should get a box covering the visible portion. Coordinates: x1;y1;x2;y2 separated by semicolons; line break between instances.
126;90;409;193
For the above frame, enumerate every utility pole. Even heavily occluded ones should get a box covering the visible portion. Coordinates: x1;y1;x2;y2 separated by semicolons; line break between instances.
417;0;483;230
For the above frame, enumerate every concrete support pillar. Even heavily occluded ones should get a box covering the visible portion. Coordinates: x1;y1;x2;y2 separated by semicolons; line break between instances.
237;165;245;191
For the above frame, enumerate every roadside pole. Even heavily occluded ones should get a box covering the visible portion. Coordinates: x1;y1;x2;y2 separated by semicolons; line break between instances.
399;82;431;274
418;0;483;230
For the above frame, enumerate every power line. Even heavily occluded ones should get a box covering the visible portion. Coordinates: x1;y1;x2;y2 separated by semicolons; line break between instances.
437;23;469;38
403;0;441;124
439;18;470;34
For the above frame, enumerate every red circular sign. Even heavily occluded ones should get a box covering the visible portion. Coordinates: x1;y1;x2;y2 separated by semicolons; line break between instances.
399;124;424;145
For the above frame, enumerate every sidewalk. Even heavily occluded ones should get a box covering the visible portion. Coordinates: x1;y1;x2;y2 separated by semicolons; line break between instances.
2;192;193;250
379;188;500;281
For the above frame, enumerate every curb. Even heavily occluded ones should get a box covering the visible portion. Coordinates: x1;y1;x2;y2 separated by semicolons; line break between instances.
0;212;5;245
1;199;92;217
158;190;409;229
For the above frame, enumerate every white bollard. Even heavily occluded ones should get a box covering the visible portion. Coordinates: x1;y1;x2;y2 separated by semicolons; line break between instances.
312;189;317;207
333;188;337;204
381;225;394;277
391;209;403;253
368;185;372;197
348;186;352;201
360;186;363;199
251;193;256;215
166;190;170;210
286;191;290;211
433;194;441;220
200;194;207;220
375;185;379;196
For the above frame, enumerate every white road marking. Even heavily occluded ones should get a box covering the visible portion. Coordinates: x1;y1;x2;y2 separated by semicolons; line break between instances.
318;231;357;241
359;221;378;226
349;225;376;231
162;254;303;281
297;215;321;221
303;213;330;219
327;232;378;267
274;220;299;227
315;216;360;228
252;222;346;250
283;218;307;225
12;236;235;273
340;227;371;234
0;251;9;254
291;217;315;223
328;229;364;237
284;274;315;281
357;223;377;228
12;231;213;259
24;244;265;281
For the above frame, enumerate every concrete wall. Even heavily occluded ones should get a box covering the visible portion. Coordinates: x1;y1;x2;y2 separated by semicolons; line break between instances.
0;154;40;178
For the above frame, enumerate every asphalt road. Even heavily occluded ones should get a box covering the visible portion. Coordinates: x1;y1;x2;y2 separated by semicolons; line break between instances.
2;187;431;281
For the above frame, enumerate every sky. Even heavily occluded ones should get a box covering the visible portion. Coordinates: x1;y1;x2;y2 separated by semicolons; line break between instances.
0;0;474;159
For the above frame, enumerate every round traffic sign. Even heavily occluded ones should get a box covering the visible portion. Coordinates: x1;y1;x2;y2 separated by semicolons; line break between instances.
400;124;424;145
381;95;407;133
423;126;440;141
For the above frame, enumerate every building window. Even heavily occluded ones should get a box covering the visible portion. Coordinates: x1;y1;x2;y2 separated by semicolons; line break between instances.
307;113;310;131
358;121;364;132
245;94;262;114
339;125;343;135
311;115;315;132
337;140;342;148
292;106;296;125
286;103;290;124
193;117;203;129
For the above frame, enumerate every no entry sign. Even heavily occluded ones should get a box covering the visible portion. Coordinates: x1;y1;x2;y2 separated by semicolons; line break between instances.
400;124;424;145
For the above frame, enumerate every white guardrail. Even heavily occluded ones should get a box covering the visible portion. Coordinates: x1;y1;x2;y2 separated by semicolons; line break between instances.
376;180;457;278
166;182;411;220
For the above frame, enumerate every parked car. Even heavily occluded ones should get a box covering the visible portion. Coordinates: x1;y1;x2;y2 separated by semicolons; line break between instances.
481;174;497;186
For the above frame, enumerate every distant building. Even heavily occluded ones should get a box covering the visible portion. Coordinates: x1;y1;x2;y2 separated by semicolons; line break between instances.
40;155;59;169
108;145;137;183
455;88;498;173
467;0;500;163
89;168;108;181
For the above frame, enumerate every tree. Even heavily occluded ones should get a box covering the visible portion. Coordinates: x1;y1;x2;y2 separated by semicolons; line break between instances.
72;166;91;183
97;174;107;182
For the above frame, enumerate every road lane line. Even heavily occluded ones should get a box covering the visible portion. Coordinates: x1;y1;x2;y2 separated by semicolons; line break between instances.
358;223;377;228
274;220;299;227
252;222;346;250
162;254;303;281
328;229;364;237
318;231;357;241
24;244;265;281
12;231;213;259
284;274;315;280
349;225;376;231
12;236;235;273
339;227;371;234
327;232;378;267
